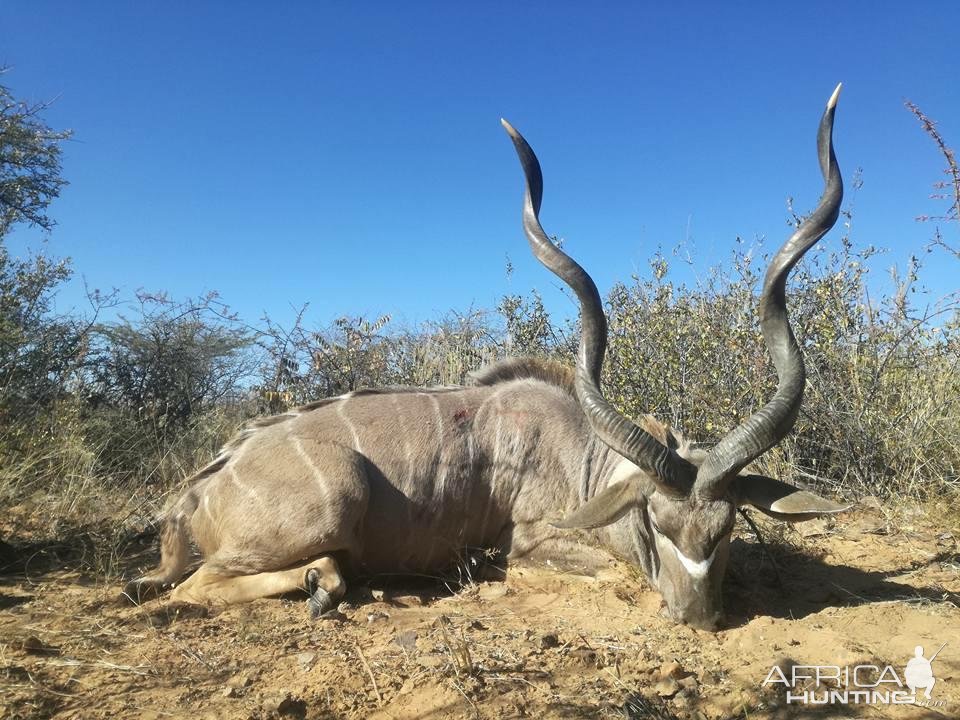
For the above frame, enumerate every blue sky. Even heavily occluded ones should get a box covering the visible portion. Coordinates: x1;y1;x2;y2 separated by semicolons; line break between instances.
3;2;958;330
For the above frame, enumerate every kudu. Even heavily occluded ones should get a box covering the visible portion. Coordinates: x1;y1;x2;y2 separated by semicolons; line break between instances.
126;86;849;630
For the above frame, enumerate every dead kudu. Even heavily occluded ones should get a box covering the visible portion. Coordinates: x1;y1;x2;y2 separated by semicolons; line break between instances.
126;87;850;630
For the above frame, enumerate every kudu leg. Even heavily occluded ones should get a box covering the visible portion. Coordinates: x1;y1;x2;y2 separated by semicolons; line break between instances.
170;554;346;614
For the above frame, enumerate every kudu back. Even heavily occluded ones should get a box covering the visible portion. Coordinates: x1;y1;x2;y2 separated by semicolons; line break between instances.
126;87;850;630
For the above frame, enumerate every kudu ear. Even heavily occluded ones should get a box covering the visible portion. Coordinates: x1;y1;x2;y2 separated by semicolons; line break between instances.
735;474;852;522
551;478;642;530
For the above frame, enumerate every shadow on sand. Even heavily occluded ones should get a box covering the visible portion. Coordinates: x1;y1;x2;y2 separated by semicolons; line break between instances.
723;536;959;627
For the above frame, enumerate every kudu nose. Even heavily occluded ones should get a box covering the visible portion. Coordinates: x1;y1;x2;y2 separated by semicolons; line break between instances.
659;603;723;631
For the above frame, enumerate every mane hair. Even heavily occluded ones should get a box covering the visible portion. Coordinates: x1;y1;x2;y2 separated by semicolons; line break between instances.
471;358;687;452
637;414;679;449
467;357;575;396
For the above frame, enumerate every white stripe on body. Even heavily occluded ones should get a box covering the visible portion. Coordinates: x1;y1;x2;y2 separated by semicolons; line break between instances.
228;466;263;503
336;397;363;454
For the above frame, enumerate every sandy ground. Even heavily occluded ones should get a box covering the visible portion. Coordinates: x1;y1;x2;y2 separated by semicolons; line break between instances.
1;503;958;720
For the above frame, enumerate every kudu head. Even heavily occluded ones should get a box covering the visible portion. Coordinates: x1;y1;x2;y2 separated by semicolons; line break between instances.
503;85;850;630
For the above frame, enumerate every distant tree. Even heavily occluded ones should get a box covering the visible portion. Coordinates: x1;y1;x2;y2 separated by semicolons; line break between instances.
88;292;252;440
498;290;574;358
80;291;253;484
0;72;81;443
0;69;72;237
0;242;84;435
257;312;393;408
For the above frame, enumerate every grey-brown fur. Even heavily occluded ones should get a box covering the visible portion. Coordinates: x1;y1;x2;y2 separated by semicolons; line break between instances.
127;360;646;603
149;359;634;573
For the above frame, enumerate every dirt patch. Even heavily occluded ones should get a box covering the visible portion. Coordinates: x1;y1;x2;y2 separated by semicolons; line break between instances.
1;506;958;719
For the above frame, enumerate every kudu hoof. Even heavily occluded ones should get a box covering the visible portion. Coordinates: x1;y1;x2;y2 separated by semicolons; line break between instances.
306;569;334;619
121;578;163;605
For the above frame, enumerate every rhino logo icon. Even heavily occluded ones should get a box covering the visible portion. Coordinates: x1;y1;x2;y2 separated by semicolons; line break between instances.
904;643;946;700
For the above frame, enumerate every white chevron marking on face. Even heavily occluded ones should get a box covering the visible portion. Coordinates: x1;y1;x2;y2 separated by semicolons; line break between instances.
649;510;721;580
671;541;717;579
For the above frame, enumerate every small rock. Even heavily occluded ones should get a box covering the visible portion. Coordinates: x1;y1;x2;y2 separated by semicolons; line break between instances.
659;660;690;680
222;686;240;699
540;633;560;649
226;672;254;689
296;651;316;670
371;589;385;601
700;670;722;685
678;675;699;694
146;602;210;628
654;677;680;698
367;610;390;623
